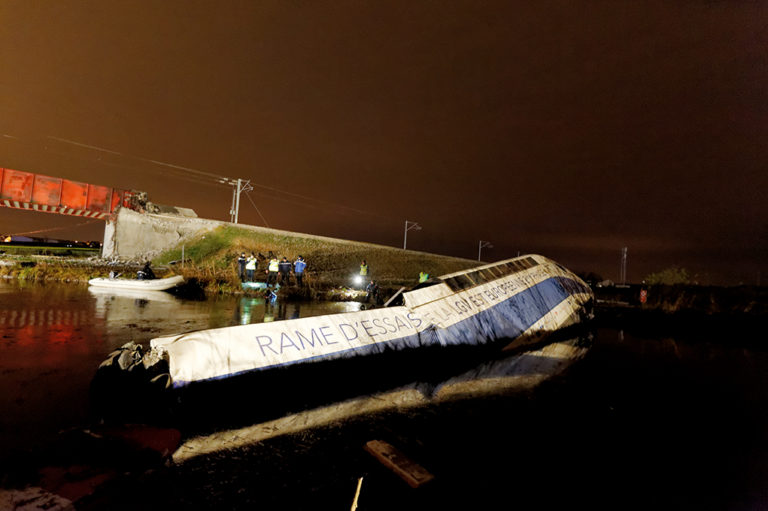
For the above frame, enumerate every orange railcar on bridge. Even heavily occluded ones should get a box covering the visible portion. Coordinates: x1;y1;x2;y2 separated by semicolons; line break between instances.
0;167;133;219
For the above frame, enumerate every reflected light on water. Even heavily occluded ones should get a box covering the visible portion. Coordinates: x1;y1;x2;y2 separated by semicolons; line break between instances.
0;281;365;455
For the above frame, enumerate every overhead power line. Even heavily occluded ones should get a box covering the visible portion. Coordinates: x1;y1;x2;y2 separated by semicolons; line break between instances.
40;134;394;221
3;134;231;189
47;136;231;183
244;192;270;227
248;182;389;220
47;136;124;156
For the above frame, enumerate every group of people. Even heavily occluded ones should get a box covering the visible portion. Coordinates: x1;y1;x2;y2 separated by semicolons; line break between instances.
236;254;429;305
358;260;427;304
237;253;307;287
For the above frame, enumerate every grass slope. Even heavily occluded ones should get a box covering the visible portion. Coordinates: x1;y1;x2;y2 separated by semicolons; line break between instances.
154;225;481;293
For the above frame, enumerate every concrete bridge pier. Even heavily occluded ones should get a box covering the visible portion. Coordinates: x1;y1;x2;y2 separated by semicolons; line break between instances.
102;208;221;261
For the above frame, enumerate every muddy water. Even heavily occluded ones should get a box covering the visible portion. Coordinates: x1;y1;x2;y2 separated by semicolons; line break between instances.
0;281;361;455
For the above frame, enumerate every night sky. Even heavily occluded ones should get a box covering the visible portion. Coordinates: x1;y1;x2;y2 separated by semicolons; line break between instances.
1;1;766;285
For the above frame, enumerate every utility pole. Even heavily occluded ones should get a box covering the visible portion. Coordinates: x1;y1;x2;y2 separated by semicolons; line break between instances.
620;246;628;285
220;178;253;224
478;240;493;261
403;220;421;250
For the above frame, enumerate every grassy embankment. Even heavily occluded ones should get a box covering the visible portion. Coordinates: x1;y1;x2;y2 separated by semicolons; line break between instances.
154;225;481;298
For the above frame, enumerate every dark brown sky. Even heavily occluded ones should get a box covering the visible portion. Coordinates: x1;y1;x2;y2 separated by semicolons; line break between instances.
1;1;766;285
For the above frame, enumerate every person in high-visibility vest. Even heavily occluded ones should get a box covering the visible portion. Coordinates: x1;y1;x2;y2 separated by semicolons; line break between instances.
245;253;257;282
267;257;279;287
419;271;429;283
358;260;369;289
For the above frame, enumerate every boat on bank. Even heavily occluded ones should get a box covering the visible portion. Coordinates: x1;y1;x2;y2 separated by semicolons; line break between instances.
92;255;593;425
88;274;184;292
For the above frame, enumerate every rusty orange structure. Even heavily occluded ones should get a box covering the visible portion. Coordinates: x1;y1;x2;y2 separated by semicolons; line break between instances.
0;167;133;220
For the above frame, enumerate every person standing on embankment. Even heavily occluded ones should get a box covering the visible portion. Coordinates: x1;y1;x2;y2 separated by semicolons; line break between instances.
359;260;369;288
237;252;247;281
365;279;380;304
278;257;292;286
294;255;307;286
245;253;257;282
267;257;279;287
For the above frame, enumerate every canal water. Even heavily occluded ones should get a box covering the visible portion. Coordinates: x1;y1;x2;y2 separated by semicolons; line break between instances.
0;281;362;457
0;281;766;507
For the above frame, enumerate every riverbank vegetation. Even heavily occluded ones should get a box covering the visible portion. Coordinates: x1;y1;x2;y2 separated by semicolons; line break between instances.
0;244;100;258
594;282;768;316
0;256;116;283
0;225;481;299
643;266;691;286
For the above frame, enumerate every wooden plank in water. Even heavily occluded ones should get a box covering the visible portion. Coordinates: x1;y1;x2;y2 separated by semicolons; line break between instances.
364;440;434;488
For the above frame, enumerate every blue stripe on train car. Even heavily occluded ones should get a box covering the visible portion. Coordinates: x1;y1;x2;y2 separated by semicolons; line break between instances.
418;276;587;348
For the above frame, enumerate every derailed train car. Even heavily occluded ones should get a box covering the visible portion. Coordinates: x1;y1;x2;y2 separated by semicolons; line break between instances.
92;254;594;426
